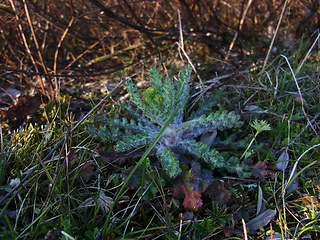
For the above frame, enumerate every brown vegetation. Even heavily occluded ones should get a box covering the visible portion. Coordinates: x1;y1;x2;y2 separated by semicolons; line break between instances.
1;0;319;106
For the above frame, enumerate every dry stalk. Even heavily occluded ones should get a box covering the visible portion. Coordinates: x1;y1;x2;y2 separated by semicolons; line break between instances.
242;219;248;240
53;16;74;100
22;0;54;98
8;0;45;95
295;30;320;75
0;123;3;156
177;10;202;85
261;0;289;73
223;0;253;67
176;10;204;112
64;34;108;70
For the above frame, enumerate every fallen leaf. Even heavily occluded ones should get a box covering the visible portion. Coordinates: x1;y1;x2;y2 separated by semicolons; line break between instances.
276;149;289;171
244;105;260;112
294;96;308;108
205;180;231;205
253;161;269;179
97;191;114;214
171;177;203;211
257;185;263;215
222;227;231;237
0;93;45;128
182;186;203;211
291;192;320;209
246;209;277;232
78;191;113;214
44;229;62;240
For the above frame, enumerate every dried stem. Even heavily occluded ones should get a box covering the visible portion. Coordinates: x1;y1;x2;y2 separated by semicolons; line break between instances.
223;0;253;67
53;16;74;100
22;0;54;98
261;0;289;73
9;0;45;94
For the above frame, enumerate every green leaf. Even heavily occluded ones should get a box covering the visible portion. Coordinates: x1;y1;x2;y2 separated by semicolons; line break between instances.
114;133;153;152
156;147;181;178
178;140;225;169
149;66;163;92
178;111;242;139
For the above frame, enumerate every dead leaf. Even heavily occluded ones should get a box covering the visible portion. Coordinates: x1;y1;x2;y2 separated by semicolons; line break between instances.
171;177;203;211
97;191;114;214
291;191;320;209
78;191;113;214
205;180;231;205
253;161;269;179
181;187;203;211
0;93;45;128
44;229;62;240
257;185;263;215
294;96;308;108
276;149;289;171
246;209;277;233
78;162;94;182
244;105;260;112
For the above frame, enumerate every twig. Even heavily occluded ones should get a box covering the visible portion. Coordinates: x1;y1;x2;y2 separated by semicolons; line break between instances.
261;0;289;73
8;0;45;95
223;0;253;67
5;60;138;78
176;10;204;113
64;34;108;70
0;124;3;156
295;30;320;75
22;0;54;99
89;0;157;35
177;10;202;86
53;16;74;99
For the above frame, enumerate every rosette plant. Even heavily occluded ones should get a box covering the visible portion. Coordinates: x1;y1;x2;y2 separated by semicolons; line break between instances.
93;64;251;210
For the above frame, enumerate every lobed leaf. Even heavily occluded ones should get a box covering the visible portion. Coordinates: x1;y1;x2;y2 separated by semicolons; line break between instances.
156;146;181;178
177;140;225;169
114;133;153;152
177;111;242;140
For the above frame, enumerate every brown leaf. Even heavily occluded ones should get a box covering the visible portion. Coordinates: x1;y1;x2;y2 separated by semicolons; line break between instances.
253;161;269;179
171;178;203;211
291;192;320;209
205;180;231;205
0;93;45;128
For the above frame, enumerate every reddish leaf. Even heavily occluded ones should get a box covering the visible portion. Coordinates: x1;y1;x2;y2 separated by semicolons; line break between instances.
171;178;203;211
253;161;269;178
181;185;203;211
222;227;231;237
